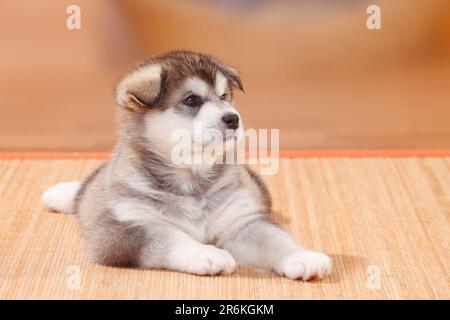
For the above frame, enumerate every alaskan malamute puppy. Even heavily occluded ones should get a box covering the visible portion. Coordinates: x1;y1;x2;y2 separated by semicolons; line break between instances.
42;51;331;280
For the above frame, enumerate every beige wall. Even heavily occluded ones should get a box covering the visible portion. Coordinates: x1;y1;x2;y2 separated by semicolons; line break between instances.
1;0;450;150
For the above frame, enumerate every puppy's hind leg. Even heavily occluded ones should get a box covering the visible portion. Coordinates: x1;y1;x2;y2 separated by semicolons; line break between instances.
140;225;236;276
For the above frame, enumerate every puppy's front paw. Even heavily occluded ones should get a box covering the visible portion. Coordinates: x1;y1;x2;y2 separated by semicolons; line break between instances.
181;245;236;276
275;251;332;281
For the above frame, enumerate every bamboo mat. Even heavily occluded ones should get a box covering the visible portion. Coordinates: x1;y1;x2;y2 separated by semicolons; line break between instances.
0;158;449;299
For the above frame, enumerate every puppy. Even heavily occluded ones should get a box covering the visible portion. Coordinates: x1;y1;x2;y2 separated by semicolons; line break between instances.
42;51;331;280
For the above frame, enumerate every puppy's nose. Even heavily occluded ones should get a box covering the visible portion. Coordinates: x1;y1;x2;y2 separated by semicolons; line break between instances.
222;113;240;130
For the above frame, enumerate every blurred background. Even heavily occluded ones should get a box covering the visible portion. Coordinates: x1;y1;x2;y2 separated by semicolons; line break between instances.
1;0;450;151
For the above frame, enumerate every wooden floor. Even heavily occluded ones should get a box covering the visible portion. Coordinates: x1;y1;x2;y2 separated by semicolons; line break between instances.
0;156;449;299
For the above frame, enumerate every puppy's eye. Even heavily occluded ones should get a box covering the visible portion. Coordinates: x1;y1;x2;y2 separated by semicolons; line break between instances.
220;93;227;100
184;95;203;107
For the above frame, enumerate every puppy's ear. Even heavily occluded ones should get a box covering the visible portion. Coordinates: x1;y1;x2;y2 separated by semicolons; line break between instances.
116;63;165;110
215;63;244;92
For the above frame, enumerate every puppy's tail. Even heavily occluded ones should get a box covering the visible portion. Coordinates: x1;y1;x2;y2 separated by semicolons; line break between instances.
41;181;82;214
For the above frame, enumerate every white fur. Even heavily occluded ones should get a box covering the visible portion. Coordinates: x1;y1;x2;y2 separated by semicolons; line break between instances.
185;77;210;97
112;200;162;223
145;107;193;158
41;181;81;214
207;188;264;242
145;77;243;170
162;230;236;275
194;102;226;144
275;250;332;280
112;196;208;243
215;72;228;96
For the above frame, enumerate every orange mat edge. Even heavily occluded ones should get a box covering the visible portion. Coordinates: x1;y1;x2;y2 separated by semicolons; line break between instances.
1;150;450;159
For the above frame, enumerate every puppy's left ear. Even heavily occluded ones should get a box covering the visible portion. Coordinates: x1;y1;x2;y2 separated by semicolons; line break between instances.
218;64;244;92
116;63;165;111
